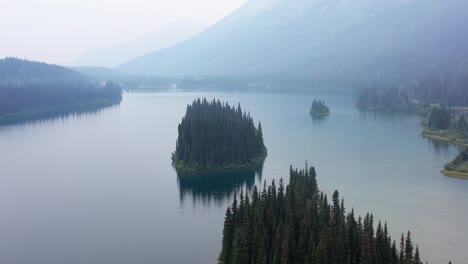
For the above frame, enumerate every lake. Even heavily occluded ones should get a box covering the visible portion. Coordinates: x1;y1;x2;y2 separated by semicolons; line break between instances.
0;91;467;264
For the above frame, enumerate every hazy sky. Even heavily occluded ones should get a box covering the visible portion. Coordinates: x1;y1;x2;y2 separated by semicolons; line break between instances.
0;0;247;65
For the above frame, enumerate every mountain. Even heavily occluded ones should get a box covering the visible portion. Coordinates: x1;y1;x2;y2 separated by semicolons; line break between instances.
74;20;205;67
0;57;88;84
0;58;122;122
70;66;127;82
117;0;468;83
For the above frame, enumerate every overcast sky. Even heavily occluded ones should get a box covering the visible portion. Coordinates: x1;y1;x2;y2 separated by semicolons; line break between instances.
0;0;247;65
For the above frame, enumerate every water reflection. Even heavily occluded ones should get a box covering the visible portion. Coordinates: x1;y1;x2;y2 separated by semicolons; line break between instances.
0;101;120;128
357;109;416;122
425;137;452;155
177;164;263;209
310;115;328;126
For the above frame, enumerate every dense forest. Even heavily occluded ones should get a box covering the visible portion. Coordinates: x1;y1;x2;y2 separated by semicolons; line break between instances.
173;98;266;174
309;100;330;118
355;64;468;112
0;58;122;118
219;165;430;264
426;107;453;130
355;87;421;113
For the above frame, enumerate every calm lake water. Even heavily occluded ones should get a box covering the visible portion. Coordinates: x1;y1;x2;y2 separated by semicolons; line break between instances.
1;91;467;264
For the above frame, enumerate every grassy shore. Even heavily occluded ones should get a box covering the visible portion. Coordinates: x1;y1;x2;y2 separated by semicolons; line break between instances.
441;169;468;179
175;152;267;176
0;98;121;126
421;129;468;147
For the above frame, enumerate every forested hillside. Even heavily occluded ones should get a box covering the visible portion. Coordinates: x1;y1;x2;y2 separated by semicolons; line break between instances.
0;58;122;120
118;0;468;87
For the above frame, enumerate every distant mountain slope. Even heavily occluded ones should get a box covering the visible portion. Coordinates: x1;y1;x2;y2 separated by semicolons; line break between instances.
74;20;205;67
70;66;126;82
0;57;87;84
0;58;121;123
117;0;468;81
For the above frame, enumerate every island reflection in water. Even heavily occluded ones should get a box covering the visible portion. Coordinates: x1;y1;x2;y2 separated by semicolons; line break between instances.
177;164;264;209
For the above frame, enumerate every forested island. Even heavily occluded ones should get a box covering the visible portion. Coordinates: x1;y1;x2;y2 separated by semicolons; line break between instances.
442;149;468;179
172;98;267;174
219;165;429;264
309;99;330;118
0;58;122;125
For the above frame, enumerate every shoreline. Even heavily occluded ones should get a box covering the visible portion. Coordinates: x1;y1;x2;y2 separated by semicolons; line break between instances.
441;169;468;180
421;130;468;147
175;154;267;177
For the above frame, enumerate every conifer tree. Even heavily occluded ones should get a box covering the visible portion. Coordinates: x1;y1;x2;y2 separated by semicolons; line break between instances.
218;165;425;264
173;99;267;173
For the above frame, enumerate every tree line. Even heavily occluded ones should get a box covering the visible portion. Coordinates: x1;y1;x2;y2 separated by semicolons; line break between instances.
0;58;122;116
173;98;266;172
219;165;438;264
355;63;468;112
355;87;419;112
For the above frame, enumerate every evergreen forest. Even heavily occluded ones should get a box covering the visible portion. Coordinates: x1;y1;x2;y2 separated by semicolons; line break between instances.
173;98;266;173
219;165;430;264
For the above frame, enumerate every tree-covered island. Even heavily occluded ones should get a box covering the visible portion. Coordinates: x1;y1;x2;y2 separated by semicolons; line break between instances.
172;98;267;174
310;99;330;118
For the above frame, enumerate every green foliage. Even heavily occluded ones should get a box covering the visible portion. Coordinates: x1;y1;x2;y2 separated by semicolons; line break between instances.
173;98;267;173
310;99;330;117
422;107;468;146
219;165;424;264
427;107;452;130
444;148;468;173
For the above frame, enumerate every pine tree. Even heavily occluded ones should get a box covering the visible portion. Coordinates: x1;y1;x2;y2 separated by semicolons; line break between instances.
414;245;421;264
218;166;425;264
404;231;413;264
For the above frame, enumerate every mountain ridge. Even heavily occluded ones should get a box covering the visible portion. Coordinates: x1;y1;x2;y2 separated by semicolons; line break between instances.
117;0;468;82
74;20;205;68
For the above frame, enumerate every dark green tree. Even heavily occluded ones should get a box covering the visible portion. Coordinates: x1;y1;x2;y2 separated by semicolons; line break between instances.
218;165;423;264
173;98;267;173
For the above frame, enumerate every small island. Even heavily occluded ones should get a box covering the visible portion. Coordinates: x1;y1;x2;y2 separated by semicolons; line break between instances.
442;148;468;179
172;98;267;175
309;99;330;118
